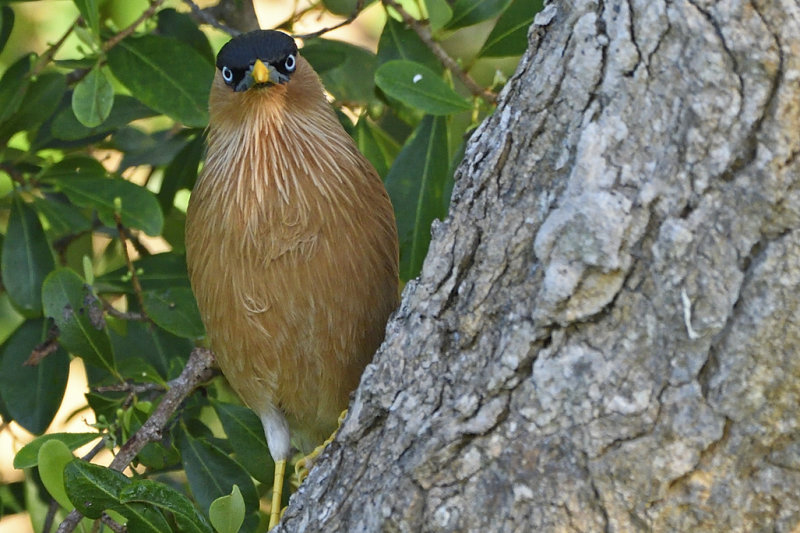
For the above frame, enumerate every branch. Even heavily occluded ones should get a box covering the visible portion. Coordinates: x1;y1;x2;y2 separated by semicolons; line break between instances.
380;0;497;105
30;19;77;78
114;213;148;321
102;0;169;52
181;0;241;36
293;0;366;40
56;347;218;533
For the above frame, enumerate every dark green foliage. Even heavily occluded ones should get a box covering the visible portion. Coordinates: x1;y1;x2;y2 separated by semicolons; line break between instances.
0;0;537;530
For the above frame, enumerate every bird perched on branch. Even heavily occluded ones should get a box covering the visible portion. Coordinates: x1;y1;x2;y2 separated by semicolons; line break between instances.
185;30;399;528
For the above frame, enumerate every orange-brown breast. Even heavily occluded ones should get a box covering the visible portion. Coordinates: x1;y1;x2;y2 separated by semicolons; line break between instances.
186;57;399;449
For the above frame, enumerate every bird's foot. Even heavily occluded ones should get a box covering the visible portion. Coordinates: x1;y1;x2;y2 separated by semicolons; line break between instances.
294;410;348;484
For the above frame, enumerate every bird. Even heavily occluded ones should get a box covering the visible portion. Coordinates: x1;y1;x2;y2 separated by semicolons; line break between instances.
185;29;399;529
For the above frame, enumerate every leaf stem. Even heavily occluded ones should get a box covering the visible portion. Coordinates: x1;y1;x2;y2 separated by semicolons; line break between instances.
381;0;497;105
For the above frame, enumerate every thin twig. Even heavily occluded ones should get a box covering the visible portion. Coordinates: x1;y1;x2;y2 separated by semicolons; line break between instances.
81;439;108;462
42;499;60;533
113;213;148;320
293;0;365;40
56;348;218;533
102;0;169;52
381;0;497;105
181;0;241;36
100;513;126;533
94;382;165;394
30;20;77;78
102;299;147;322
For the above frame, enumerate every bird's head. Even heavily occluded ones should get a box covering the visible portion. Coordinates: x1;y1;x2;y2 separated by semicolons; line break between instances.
208;30;327;133
215;30;298;93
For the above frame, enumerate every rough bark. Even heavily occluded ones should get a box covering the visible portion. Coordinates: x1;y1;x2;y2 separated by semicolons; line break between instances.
280;0;800;531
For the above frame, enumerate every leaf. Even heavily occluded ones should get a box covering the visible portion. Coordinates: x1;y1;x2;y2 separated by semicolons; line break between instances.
424;0;453;32
375;60;471;115
71;66;114;127
33;196;92;238
0;319;69;434
95;253;191;294
354;117;401;179
110;320;192;380
107;35;212;127
51;94;157;141
321;0;373;16
48;176;164;236
301;39;377;105
14;432;101;469
213;401;272;484
0;71;66;140
378;17;441;73
40;156;107;181
0;53;33;123
116;127;191;169
479;0;541;57
72;0;99;36
158;133;204;212
120;479;213;533
300;46;347;75
114;502;171;533
37;440;74;509
209;485;245;533
156;8;214;64
385;115;450;280
42;268;116;373
0;6;14;53
177;430;258;515
445;0;513;30
1;198;55;316
142;287;204;340
63;459;130;518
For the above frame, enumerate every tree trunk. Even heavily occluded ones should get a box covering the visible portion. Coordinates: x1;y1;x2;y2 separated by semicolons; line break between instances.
279;1;800;531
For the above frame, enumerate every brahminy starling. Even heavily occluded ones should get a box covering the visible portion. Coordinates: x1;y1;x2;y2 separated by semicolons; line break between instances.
185;30;399;528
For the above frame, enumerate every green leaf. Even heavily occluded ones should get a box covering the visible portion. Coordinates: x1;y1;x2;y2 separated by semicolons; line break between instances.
40;156;107;181
479;0;541;57
213;401;272;484
110;320;192;380
96;253;191;294
72;66;114;127
114;503;171;533
445;0;513;30
0;319;69;434
177;430;258;515
33;196;92;238
72;0;99;36
0;71;66;140
107;34;212;127
116;127;191;169
354;117;401;179
47;176;164;236
378;17;441;73
300;46;346;75
63;460;130;518
424;0;453;32
156;8;213;64
37;440;74;509
375;60;471;115
51;94;157;141
301;39;377;105
385;115;450;280
0;6;14;53
321;0;373;16
142;287;204;340
120;479;213;533
209;485;245;533
158;133;204;212
0;53;33;123
1;198;55;316
14;432;101;469
42;268;116;373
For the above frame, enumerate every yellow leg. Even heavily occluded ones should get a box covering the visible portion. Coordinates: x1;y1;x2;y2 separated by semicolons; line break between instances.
269;459;286;530
294;410;348;484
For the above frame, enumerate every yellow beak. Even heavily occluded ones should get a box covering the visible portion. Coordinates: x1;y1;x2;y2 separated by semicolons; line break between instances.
252;59;270;84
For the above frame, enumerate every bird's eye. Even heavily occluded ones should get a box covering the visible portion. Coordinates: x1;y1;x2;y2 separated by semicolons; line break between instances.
221;66;234;83
284;54;296;72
